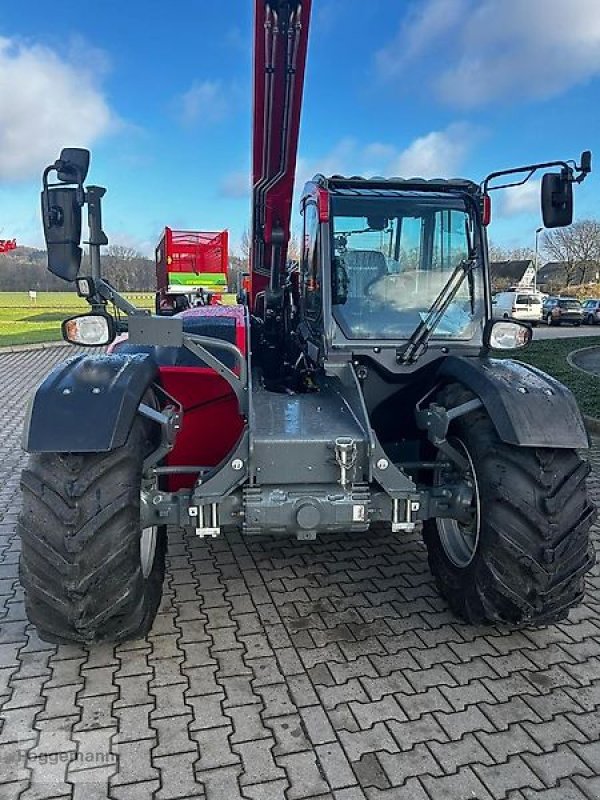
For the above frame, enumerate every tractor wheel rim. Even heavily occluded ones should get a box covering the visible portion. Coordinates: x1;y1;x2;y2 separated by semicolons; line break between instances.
435;437;481;568
140;526;158;578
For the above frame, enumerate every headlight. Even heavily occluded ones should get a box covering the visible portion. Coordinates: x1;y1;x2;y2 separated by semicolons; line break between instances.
61;313;116;346
484;320;532;350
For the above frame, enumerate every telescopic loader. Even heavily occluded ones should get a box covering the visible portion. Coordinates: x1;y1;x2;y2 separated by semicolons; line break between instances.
18;0;596;643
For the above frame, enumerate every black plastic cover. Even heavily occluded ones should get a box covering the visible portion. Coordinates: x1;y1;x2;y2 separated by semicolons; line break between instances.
115;314;238;368
438;355;589;449
23;353;158;453
42;187;83;282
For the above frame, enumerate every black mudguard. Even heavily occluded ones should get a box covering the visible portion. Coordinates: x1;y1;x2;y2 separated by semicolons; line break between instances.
23;353;158;453
438;355;589;449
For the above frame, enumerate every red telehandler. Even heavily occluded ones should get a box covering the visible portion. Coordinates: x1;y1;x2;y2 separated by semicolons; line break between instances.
18;1;595;644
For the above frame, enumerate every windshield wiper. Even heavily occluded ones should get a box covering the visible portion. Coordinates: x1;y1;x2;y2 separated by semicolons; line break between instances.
396;253;478;364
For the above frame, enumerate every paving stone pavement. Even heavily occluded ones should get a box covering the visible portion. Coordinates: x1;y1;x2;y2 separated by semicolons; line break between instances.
0;345;599;800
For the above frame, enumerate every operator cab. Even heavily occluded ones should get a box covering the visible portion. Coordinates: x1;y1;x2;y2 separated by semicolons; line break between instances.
297;177;486;368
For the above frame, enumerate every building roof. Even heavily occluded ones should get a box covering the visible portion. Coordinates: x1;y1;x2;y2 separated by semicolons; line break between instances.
490;260;532;282
537;262;571;284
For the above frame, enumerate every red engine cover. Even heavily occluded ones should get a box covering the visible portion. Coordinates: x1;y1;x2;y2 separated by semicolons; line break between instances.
161;305;247;490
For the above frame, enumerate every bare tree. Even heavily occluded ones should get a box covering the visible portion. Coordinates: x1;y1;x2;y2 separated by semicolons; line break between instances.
507;246;535;262
227;255;245;291
102;245;153;291
488;242;508;263
240;229;251;266
287;232;301;265
542;220;600;285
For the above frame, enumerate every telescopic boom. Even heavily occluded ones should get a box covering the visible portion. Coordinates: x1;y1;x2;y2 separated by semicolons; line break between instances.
250;0;312;310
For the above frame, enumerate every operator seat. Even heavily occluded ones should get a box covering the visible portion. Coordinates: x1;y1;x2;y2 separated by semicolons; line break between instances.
334;249;390;337
342;250;387;298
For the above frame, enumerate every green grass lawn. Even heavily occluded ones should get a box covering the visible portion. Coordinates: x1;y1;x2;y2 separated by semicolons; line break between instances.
0;292;153;346
497;336;600;419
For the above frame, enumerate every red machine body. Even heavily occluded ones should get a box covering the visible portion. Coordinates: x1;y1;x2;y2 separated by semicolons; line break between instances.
0;239;17;254
160;305;247;490
111;304;247;491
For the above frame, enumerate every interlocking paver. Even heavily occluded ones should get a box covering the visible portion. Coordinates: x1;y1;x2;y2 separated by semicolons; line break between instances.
110;738;159;786
379;743;444;787
300;705;337;745
242;777;289;800
0;345;599;799
472;756;544;797
233;737;286;785
276;750;330;798
154;751;202;799
265;713;310;755
192;725;240;770
476;724;543;762
522;744;593;786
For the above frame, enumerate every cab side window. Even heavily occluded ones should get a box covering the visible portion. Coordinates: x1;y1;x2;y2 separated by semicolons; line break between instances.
302;201;321;322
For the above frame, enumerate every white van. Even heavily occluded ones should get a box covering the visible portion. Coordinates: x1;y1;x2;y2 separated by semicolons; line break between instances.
492;291;543;325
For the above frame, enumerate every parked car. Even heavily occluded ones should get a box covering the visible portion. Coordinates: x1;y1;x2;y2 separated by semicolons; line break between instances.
492;291;543;325
582;298;600;325
542;297;584;326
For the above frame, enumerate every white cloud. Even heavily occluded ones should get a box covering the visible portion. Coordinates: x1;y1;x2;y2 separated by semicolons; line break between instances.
377;0;467;77
175;80;230;127
363;142;398;165
497;179;542;218
297;124;476;186
0;37;116;182
388;123;476;178
377;0;600;107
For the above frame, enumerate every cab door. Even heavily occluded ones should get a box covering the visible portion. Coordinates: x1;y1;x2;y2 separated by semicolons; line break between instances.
299;199;324;361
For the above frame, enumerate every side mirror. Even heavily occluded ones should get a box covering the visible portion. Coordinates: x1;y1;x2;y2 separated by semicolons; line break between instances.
41;186;83;282
580;150;592;177
56;148;90;184
541;171;573;228
62;312;116;346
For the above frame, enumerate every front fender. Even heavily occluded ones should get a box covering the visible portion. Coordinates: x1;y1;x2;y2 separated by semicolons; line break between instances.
23;353;158;453
438;355;589;449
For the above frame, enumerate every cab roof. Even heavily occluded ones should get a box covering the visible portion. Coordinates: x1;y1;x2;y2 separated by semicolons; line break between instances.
305;173;481;199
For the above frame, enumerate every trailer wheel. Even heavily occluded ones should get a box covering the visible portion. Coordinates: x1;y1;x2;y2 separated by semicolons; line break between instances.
423;383;596;626
17;415;166;644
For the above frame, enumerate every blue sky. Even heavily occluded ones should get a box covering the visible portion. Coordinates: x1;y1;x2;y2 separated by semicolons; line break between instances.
0;0;598;257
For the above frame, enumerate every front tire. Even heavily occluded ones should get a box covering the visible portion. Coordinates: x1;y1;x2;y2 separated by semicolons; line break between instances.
18;416;166;644
423;384;596;626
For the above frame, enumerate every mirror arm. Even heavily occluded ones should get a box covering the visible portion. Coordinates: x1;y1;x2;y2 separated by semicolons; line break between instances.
482;151;591;194
94;279;147;317
482;160;571;194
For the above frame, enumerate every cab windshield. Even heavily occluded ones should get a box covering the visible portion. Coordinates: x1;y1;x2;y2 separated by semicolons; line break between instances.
331;193;483;340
